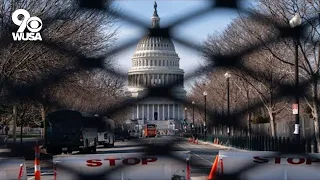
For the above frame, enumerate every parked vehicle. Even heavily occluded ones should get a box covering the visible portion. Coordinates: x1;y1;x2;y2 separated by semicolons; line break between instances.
129;129;140;139
143;124;157;137
114;128;124;141
97;117;115;148
114;128;130;141
45;109;98;155
122;129;131;140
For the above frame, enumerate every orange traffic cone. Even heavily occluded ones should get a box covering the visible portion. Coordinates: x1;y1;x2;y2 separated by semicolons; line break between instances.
34;143;41;180
207;156;219;180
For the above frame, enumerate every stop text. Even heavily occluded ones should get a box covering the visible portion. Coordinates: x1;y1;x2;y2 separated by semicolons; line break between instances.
253;156;320;165
86;157;157;167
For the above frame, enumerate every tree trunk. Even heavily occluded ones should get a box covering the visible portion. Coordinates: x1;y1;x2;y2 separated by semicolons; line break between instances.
12;105;17;144
246;90;251;137
247;111;252;137
20;121;23;144
268;110;276;137
312;81;320;152
41;103;46;140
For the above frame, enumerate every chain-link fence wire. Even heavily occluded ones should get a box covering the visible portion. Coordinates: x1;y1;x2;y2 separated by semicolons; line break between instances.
0;0;320;179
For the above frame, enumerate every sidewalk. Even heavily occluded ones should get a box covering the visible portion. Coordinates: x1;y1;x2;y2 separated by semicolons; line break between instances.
0;137;51;160
187;138;248;152
191;176;207;180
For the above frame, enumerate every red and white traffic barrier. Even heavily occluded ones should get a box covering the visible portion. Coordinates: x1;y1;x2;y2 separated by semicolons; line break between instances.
18;163;24;180
53;162;57;180
208;150;320;180
186;157;190;180
0;158;27;180
53;151;191;180
34;143;41;180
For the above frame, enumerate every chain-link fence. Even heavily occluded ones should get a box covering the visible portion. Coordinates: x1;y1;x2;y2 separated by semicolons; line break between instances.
1;0;320;179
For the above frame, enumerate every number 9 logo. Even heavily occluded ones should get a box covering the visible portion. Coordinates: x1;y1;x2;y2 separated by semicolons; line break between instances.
12;9;42;33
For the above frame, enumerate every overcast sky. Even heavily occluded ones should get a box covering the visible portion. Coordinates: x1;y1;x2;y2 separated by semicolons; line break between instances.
110;0;257;90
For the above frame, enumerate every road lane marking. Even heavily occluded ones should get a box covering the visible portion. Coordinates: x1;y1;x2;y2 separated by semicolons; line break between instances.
28;177;35;180
178;144;213;165
180;142;220;155
185;141;231;154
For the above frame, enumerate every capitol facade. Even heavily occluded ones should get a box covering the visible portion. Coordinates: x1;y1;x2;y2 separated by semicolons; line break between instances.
127;2;186;132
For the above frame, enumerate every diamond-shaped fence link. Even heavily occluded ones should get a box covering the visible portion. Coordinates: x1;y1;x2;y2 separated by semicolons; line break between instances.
1;0;320;179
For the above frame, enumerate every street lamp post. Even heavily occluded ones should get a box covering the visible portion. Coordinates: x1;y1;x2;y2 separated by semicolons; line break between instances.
225;72;231;136
192;101;195;125
289;13;302;142
192;101;195;137
184;107;187;132
203;91;207;141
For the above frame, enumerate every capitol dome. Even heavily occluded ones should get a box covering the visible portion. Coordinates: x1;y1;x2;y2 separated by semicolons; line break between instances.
136;36;176;51
130;34;180;71
126;1;186;132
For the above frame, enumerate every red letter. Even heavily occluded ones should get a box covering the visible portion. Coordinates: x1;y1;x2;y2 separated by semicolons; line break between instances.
306;158;320;165
104;158;121;166
123;158;140;165
253;156;269;163
142;157;157;165
287;158;305;165
86;159;102;167
275;157;281;164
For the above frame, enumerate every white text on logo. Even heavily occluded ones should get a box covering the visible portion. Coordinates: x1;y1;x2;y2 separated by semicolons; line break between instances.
12;9;42;41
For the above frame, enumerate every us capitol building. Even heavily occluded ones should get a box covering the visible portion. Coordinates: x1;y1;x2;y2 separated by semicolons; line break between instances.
126;2;186;134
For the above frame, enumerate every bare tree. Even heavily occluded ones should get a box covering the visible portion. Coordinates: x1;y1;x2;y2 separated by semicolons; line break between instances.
200;13;294;137
50;68;126;114
0;0;121;141
245;0;320;146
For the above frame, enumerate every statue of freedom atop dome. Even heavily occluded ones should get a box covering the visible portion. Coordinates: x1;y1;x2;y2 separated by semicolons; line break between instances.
154;1;157;11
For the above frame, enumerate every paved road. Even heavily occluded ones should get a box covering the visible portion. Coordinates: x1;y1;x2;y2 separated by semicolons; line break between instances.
24;136;226;180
